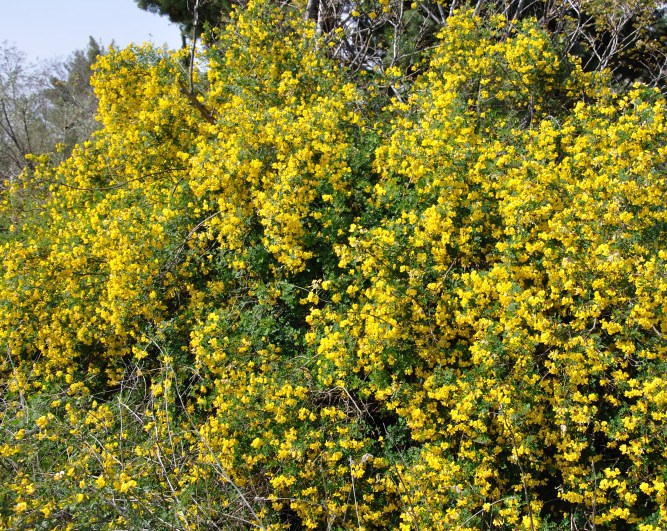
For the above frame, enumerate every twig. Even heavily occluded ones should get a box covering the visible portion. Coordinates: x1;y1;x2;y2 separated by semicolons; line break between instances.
349;457;362;530
5;345;28;415
590;460;597;530
502;411;535;531
458;496;517;528
165;350;267;530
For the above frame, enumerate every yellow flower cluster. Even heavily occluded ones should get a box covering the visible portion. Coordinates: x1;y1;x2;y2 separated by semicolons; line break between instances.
1;4;666;529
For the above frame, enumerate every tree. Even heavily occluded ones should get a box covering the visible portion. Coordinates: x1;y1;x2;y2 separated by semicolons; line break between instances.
0;44;50;184
0;38;102;186
42;37;101;157
135;0;231;36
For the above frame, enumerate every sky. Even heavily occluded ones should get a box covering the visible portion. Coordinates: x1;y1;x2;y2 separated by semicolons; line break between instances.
0;0;183;62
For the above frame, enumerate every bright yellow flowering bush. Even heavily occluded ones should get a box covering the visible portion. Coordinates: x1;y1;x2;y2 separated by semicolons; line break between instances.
1;3;667;529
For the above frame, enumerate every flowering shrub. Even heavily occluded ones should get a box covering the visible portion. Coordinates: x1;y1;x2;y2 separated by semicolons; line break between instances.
1;3;666;529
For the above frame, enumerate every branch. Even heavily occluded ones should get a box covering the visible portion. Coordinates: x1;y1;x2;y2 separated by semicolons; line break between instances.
178;81;217;124
190;0;200;94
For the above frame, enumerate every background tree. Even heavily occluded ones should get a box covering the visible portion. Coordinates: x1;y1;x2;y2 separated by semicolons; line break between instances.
0;38;102;186
135;0;667;89
0;44;50;185
42;37;101;158
0;38;103;238
135;0;231;38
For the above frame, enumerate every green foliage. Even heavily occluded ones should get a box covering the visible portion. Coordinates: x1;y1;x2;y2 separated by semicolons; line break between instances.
136;0;231;34
2;2;667;529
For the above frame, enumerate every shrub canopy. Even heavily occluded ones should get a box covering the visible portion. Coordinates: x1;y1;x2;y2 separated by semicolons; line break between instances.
2;2;667;529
